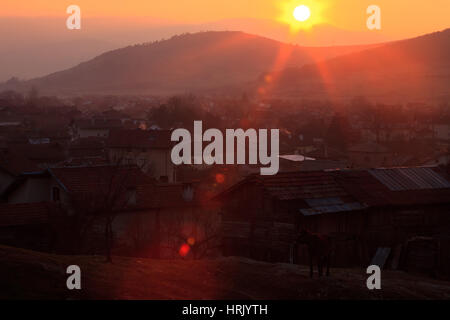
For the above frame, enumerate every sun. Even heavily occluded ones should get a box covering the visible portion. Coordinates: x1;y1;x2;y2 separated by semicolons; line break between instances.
293;5;311;22
278;1;324;32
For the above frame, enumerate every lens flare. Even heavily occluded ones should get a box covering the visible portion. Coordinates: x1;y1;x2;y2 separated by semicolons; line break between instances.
179;243;190;257
215;173;225;184
187;237;196;246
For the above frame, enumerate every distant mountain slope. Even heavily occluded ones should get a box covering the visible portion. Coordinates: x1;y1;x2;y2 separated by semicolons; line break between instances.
22;31;375;95
255;29;450;101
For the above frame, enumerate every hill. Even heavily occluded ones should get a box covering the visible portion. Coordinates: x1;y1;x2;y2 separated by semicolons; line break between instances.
16;31;375;95
1;245;450;299
256;29;450;101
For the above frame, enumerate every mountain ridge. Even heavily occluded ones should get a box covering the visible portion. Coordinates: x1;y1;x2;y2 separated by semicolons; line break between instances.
8;31;379;95
3;28;449;99
254;28;450;101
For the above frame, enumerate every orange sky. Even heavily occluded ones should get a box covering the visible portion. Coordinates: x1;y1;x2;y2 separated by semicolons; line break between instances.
0;0;448;81
1;0;449;39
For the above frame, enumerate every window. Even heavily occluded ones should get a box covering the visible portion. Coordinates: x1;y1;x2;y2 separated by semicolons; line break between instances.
126;188;137;206
52;187;60;202
137;158;147;167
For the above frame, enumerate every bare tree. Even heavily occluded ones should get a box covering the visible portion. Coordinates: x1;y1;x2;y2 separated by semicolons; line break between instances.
99;165;141;263
63;163;146;263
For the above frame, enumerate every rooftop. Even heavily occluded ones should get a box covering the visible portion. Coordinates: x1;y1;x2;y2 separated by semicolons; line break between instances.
334;167;450;207
49;165;154;194
108;129;172;149
216;166;450;213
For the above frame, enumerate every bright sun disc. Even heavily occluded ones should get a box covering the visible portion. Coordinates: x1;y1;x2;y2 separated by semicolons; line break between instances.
293;5;311;22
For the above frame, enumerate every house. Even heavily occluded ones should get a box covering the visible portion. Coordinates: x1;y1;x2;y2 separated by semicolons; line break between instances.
2;165;218;259
0;151;39;195
108;129;176;182
70;118;122;139
334;167;450;275
334;167;450;244
110;182;219;259
278;154;348;172
214;167;450;274
0;202;55;252
348;142;392;168
433;122;450;145
12;143;67;168
304;145;347;161
3;165;153;206
215;171;367;264
67;137;106;158
423;153;450;167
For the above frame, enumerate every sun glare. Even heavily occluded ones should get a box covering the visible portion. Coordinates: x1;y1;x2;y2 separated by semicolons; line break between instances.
278;1;324;32
293;5;311;22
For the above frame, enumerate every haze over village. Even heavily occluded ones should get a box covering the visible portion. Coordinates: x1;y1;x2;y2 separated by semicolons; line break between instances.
0;0;449;300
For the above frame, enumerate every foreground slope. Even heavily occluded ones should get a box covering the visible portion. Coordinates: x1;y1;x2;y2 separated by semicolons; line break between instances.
1;245;449;299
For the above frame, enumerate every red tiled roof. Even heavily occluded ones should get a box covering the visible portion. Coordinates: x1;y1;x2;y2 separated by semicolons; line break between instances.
215;171;352;203
50;165;154;194
58;157;109;167
68;137;106;158
100;109;128;119
252;171;349;200
333;168;450;207
108;129;172;149
348;142;389;153
69;137;106;149
215;171;363;216
0;151;40;175
216;167;450;209
74;118;122;129
0;202;53;227
13;143;66;163
332;170;391;207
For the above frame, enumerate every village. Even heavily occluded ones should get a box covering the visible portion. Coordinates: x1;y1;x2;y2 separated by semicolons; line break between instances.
0;89;449;289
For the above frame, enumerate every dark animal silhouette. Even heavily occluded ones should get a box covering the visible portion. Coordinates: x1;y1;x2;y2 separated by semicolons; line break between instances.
296;229;333;278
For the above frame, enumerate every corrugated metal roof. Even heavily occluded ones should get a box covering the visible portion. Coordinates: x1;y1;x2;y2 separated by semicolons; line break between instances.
300;202;366;216
305;197;343;207
369;167;450;191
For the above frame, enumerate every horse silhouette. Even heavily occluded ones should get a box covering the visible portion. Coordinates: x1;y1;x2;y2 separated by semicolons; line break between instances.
296;229;333;278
